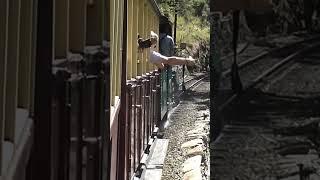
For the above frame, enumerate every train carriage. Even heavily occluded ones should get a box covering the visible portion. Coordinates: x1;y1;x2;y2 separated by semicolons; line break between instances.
109;0;164;179
3;0;320;179
1;0;176;180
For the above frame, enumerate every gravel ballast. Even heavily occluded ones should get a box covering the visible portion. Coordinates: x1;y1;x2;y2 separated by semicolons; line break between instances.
161;78;210;180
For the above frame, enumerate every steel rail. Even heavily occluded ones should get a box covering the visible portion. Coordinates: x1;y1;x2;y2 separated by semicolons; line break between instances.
247;42;320;89
218;41;320;113
222;35;320;77
178;41;251;88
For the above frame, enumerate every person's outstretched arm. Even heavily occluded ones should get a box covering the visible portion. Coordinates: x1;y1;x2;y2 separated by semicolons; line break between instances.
151;50;195;67
166;56;195;66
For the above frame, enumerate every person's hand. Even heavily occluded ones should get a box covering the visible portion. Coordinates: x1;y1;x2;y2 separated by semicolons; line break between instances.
186;56;196;66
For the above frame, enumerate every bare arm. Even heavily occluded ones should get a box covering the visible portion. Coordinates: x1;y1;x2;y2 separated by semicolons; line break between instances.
168;56;193;61
151;50;195;66
165;56;195;66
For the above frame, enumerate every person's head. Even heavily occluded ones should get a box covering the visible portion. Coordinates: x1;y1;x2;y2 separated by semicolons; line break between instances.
160;15;173;36
160;23;172;36
150;31;158;46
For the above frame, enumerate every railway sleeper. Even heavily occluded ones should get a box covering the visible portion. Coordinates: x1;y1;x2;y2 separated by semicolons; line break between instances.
274;120;320;136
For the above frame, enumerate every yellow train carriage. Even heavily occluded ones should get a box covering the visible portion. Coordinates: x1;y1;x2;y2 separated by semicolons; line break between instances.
109;0;162;179
0;0;162;179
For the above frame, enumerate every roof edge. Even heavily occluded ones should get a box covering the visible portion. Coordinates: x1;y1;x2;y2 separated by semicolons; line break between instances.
149;0;162;16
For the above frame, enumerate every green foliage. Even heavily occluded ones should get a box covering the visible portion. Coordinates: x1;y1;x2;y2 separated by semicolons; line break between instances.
176;16;209;45
156;0;210;71
157;0;209;21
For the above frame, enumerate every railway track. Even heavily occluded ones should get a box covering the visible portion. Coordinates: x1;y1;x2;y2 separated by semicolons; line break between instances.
218;35;320;111
177;73;209;97
175;41;251;98
175;41;252;97
211;37;320;180
222;35;320;88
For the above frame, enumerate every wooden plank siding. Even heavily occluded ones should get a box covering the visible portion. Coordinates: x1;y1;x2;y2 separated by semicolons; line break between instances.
117;0;123;97
145;4;151;72
0;0;9;175
109;1;124;179
127;0;133;79
106;0;110;41
137;0;144;75
125;0;161;80
29;0;38;118
144;1;149;73
132;0;139;78
69;0;87;53
86;0;104;45
0;0;36;176
109;0;161;179
0;0;112;178
110;0;123;106
54;0;69;59
5;0;21;142
26;0;54;179
110;0;115;105
19;0;34;110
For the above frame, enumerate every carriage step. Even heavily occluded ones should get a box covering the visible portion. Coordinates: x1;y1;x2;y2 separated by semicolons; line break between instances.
141;139;169;180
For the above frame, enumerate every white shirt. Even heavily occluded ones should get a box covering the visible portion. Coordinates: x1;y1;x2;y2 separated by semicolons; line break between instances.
150;49;168;64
